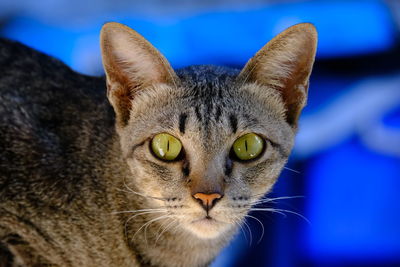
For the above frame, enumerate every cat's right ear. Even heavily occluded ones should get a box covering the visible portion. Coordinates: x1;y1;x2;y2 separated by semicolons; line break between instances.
100;22;177;127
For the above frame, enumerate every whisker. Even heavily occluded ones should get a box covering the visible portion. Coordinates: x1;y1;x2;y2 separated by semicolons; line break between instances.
231;215;248;245
122;179;168;201
250;208;310;225
155;217;177;244
144;215;174;246
112;208;167;215
124;210;168;240
244;214;265;244
251;195;304;205
250;208;287;217
241;218;253;246
155;216;171;236
132;214;171;243
169;216;184;236
283;166;301;174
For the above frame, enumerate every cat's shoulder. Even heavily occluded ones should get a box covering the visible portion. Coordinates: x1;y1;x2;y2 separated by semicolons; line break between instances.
0;38;72;80
0;37;104;98
0;37;109;123
0;37;112;147
0;38;113;203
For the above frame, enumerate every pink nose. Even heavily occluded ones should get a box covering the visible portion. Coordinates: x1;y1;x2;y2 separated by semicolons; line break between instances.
193;192;222;211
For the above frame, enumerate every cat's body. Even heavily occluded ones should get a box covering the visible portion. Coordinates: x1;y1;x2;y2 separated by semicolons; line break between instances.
0;39;235;266
0;23;317;266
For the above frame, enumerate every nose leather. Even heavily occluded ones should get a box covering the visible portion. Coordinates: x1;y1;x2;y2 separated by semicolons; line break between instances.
193;192;222;211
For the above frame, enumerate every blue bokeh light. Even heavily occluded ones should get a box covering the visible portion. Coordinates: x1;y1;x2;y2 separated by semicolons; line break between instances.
1;0;395;74
305;138;400;262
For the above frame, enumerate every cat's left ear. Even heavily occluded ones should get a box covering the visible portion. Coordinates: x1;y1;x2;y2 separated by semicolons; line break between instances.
100;22;178;127
238;23;317;128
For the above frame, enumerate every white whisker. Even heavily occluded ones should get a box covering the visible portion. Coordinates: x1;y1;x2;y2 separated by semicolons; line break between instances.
232;215;248;245
244;214;265;244
132;214;171;244
112;208;167;215
251;195;304;205
124;210;168;240
250;208;310;225
169;217;183;236
241;218;253;246
283;166;300;174
144;215;174;246
155;217;177;244
122;179;167;201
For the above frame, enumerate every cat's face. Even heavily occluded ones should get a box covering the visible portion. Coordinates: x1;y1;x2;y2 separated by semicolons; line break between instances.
100;22;317;239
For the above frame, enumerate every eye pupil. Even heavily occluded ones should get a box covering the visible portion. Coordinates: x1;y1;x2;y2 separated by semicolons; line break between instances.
151;133;182;161
232;133;264;161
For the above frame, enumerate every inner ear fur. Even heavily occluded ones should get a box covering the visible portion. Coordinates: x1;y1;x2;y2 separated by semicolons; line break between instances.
238;23;318;128
100;22;177;127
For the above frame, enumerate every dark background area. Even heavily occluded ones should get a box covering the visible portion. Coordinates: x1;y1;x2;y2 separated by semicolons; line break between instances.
1;0;399;266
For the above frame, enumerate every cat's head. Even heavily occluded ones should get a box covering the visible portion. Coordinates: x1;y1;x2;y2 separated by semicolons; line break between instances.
100;22;317;239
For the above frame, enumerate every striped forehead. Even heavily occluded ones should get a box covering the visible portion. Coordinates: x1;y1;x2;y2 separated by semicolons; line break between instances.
174;65;259;140
179;76;236;132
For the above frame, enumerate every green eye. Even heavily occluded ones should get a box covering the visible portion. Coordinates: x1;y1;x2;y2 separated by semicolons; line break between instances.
232;133;264;161
151;133;182;161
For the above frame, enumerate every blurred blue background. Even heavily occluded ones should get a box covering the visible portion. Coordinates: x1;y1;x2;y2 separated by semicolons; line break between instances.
1;0;399;266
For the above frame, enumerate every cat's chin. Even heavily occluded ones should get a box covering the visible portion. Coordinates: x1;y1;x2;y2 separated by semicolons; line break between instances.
183;217;233;239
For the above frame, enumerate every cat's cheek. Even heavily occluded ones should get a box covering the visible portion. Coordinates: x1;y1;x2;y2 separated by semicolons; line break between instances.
126;158;143;180
252;181;276;199
125;158;165;199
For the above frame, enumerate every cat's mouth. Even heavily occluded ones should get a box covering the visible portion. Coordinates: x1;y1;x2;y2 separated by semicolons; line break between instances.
192;216;217;224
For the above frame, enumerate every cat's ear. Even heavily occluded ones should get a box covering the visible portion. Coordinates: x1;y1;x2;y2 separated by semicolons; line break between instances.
100;22;177;127
238;23;317;128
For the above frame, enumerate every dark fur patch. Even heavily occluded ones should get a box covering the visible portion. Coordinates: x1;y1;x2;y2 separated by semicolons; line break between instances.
182;160;190;176
194;106;202;122
229;114;238;133
224;159;233;176
179;113;187;134
215;106;222;122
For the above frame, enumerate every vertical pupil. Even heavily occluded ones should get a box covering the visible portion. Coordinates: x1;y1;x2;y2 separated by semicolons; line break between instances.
245;139;248;152
152;134;182;161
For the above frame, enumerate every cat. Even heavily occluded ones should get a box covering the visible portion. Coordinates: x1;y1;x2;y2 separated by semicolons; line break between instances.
0;22;317;266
